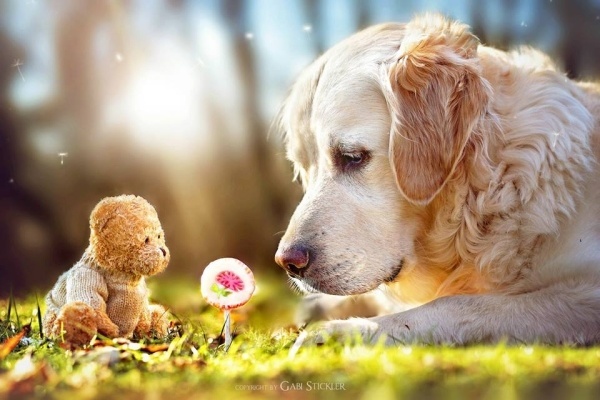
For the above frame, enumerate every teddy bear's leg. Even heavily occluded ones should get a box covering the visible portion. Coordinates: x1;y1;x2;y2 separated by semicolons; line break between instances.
52;302;98;347
148;304;169;337
134;304;169;338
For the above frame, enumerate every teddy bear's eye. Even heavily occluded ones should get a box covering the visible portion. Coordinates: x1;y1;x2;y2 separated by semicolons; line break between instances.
145;237;149;244
158;234;161;239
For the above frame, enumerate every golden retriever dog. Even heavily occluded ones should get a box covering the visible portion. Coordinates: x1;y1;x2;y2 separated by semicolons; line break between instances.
274;14;600;345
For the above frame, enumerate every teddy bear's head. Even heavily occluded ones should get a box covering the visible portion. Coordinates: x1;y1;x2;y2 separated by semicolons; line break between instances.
89;195;170;278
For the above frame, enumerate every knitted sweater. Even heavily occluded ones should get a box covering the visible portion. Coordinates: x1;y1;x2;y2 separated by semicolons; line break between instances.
45;248;151;337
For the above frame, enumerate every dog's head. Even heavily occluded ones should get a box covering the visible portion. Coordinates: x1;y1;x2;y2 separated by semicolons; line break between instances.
275;15;490;298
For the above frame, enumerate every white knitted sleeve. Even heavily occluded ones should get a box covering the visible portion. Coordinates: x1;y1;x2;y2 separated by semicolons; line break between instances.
65;265;109;312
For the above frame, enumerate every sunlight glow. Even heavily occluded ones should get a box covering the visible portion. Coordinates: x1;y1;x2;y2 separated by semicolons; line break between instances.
122;42;204;153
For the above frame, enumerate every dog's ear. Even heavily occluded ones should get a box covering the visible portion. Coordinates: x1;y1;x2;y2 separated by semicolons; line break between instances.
382;15;490;205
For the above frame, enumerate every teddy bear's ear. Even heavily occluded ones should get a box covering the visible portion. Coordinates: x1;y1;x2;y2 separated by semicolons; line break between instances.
89;197;122;235
91;214;115;234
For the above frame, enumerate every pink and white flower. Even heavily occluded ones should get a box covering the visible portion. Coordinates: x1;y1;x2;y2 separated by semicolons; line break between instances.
200;258;255;310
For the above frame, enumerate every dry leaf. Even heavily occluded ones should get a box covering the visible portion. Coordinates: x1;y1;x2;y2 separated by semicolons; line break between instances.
0;324;31;359
0;354;55;396
141;343;170;353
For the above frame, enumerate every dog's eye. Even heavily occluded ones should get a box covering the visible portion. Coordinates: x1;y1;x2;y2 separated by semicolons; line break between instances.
338;151;369;172
145;237;149;244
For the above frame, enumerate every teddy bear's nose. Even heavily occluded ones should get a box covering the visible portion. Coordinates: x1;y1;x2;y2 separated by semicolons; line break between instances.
160;247;167;257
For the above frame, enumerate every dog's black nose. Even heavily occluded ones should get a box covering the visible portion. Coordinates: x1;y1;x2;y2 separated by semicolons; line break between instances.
275;245;310;277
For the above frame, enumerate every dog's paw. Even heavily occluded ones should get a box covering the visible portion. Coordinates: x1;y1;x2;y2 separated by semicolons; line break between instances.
295;292;399;327
310;318;386;345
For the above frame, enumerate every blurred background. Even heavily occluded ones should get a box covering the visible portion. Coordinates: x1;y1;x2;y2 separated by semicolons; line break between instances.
1;0;599;296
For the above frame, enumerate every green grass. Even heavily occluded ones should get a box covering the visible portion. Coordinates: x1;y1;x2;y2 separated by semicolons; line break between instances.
2;274;600;400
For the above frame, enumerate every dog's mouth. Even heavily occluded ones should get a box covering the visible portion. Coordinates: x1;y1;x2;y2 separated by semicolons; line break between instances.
383;259;404;283
288;276;320;294
288;258;405;295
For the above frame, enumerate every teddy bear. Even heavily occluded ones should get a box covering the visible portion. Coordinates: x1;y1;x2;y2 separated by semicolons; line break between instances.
42;195;171;347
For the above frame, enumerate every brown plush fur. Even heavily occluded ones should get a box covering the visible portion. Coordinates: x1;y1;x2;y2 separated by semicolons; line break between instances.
43;195;170;347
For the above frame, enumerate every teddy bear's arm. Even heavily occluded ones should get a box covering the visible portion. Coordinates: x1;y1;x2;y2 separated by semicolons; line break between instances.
65;266;119;337
134;280;169;338
66;267;110;309
134;298;152;337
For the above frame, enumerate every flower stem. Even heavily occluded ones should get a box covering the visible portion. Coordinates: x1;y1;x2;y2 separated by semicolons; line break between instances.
224;310;232;351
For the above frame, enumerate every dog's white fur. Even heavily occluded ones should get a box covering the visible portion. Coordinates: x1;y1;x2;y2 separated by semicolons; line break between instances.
276;14;600;345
